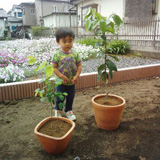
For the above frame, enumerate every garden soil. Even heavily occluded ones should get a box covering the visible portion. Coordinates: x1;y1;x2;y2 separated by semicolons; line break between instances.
0;77;160;160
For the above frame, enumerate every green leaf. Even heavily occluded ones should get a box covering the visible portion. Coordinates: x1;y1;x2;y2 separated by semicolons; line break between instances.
52;99;55;104
101;34;106;41
35;66;39;72
85;20;91;31
106;60;118;79
106;60;117;71
27;55;37;65
92;21;99;30
101;72;108;82
84;8;92;19
95;12;106;20
63;92;68;96
112;14;123;28
58;103;64;110
45;65;53;77
40;97;46;102
39;91;44;98
108;55;119;61
100;21;107;33
54;78;63;86
98;64;105;74
97;72;102;82
59;95;64;101
35;88;40;97
39;61;47;70
94;28;101;36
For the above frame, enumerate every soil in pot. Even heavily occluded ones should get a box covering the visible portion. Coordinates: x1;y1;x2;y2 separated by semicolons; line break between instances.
39;119;72;137
94;95;123;106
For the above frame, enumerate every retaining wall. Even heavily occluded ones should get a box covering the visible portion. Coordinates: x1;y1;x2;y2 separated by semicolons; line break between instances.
0;64;160;103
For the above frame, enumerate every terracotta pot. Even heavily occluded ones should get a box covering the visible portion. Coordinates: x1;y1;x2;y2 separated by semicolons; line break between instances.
34;116;75;154
92;94;126;130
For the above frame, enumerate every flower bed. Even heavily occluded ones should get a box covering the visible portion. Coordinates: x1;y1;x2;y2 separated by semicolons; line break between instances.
0;38;100;83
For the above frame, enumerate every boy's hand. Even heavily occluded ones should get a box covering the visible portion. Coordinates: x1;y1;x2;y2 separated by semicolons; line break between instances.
72;76;78;84
61;75;70;84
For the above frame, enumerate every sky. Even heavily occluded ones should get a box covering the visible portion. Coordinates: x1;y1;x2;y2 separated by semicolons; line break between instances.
0;0;35;12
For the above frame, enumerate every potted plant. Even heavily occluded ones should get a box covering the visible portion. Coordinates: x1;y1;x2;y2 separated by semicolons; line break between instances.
85;8;126;130
27;56;75;154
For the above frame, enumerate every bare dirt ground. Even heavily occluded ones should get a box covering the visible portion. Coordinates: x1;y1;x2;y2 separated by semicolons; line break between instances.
0;77;160;160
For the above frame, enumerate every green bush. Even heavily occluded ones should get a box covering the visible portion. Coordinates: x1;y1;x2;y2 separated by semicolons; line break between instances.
76;38;102;48
107;40;130;55
4;30;8;37
31;26;49;36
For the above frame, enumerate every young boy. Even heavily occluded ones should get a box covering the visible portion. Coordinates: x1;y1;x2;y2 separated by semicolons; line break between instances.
52;27;82;121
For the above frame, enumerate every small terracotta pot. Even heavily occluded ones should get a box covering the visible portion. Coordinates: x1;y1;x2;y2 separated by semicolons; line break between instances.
92;94;126;130
34;116;75;154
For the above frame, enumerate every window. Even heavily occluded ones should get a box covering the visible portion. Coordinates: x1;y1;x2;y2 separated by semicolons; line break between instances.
22;8;25;15
18;12;22;17
31;9;35;14
11;26;16;31
152;0;159;14
53;6;57;13
81;4;98;26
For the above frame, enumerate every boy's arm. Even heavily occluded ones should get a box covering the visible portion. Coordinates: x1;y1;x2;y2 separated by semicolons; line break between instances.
53;63;70;84
72;62;82;84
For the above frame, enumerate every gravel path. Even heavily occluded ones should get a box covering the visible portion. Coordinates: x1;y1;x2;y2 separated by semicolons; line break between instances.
82;56;160;73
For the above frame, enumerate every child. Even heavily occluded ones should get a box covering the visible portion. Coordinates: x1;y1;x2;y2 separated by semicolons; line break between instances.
52;27;82;121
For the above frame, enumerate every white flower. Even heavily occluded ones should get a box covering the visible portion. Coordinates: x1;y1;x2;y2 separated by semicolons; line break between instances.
0;64;25;83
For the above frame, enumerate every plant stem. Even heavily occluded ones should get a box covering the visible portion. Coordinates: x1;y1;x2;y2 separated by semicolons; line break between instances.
50;102;53;128
104;38;108;104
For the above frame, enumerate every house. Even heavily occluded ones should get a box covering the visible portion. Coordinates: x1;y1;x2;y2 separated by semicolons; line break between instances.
20;2;37;31
72;0;160;54
71;0;160;38
7;5;23;33
72;0;160;27
0;8;7;38
35;0;76;27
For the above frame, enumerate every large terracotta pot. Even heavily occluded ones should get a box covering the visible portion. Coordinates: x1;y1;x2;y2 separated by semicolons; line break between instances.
34;116;75;154
91;94;126;130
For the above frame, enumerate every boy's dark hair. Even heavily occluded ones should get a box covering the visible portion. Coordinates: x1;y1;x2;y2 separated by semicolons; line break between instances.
55;27;75;42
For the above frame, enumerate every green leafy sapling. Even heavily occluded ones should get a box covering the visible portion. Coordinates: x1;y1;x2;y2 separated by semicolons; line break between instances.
85;8;123;98
27;55;67;117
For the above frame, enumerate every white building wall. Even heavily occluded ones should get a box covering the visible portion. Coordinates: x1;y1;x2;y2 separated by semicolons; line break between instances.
100;0;124;18
77;0;124;27
44;14;77;28
0;19;5;37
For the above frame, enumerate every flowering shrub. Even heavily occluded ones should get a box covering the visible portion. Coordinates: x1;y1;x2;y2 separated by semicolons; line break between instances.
0;64;25;83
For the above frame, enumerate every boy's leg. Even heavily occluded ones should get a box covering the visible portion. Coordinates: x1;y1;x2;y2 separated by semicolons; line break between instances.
65;85;76;121
65;85;75;112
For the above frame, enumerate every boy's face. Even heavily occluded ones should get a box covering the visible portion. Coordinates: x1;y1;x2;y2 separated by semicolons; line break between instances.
57;36;74;53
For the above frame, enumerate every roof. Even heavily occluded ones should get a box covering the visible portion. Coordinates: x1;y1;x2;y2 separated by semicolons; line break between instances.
0;16;7;19
70;0;84;4
43;12;76;18
40;0;71;3
20;2;35;6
